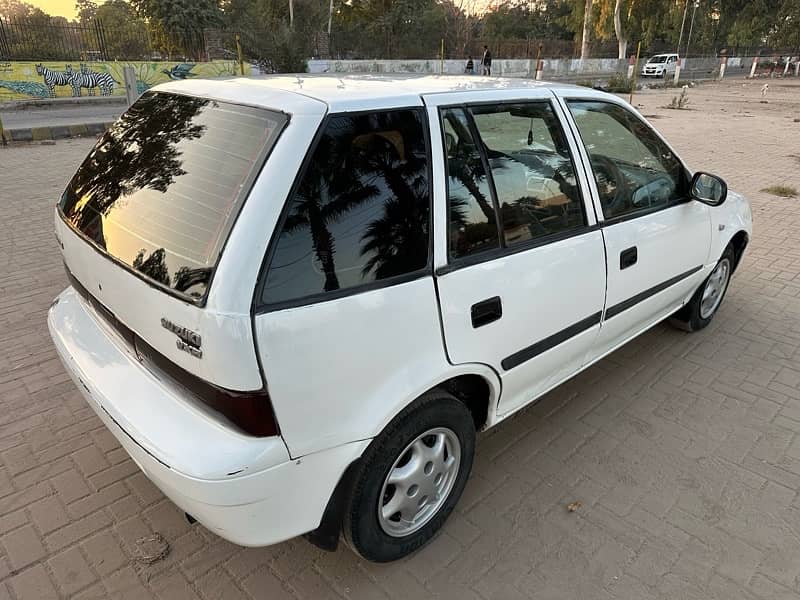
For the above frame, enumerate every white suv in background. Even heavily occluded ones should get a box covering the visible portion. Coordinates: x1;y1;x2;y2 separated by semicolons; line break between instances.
641;53;680;77
49;75;752;562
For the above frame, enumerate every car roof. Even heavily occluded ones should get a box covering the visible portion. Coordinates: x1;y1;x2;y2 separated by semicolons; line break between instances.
154;74;590;114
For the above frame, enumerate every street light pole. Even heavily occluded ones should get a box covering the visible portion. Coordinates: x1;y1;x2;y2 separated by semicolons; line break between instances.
674;0;690;82
676;0;690;56
685;0;700;60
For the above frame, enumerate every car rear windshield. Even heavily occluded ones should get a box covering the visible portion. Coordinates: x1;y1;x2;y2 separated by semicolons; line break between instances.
59;91;287;302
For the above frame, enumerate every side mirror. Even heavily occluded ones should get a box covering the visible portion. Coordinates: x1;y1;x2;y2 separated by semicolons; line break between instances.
691;172;727;206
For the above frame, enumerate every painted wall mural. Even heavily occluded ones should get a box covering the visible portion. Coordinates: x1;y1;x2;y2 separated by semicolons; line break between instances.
0;60;247;101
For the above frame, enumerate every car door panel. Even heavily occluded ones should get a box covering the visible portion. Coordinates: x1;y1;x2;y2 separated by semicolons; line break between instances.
253;108;448;457
436;231;606;416
424;91;607;418
603;202;711;309
595;202;711;357
558;95;712;361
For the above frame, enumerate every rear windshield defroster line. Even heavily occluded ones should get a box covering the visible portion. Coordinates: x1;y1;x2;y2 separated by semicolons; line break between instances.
59;91;288;304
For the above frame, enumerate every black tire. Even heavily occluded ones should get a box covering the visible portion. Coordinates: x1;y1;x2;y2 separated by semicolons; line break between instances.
343;390;475;562
670;245;735;332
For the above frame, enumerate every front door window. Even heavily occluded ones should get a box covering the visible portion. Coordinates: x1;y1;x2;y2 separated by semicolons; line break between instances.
567;101;689;220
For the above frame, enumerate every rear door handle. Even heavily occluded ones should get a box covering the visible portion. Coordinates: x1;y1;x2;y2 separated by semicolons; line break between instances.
620;246;638;270
471;296;502;328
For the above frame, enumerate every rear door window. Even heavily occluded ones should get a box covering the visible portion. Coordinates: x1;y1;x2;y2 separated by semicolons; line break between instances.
260;109;431;307
470;102;586;246
60;91;287;301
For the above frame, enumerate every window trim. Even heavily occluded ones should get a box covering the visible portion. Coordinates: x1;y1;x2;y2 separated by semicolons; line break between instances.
464;108;505;248
253;106;435;315
439;106;503;262
560;97;694;224
435;223;601;276
438;98;596;273
60;92;291;308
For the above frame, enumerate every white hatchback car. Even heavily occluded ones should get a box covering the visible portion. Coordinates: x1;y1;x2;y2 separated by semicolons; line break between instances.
49;75;752;562
641;53;680;77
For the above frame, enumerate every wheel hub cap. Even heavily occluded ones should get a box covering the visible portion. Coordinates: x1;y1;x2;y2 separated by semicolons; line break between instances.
700;258;731;319
378;427;461;537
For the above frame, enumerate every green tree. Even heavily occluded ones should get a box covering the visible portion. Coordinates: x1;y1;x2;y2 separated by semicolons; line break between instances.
132;0;222;58
612;0;626;58
223;0;325;69
96;0;149;59
768;0;800;52
0;0;36;19
75;0;97;24
580;0;592;59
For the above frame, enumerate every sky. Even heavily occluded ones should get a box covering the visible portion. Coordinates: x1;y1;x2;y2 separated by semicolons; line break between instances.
28;0;80;19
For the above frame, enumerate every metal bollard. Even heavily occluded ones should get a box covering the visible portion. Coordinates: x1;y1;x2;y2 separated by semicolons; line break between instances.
535;44;544;81
673;56;682;83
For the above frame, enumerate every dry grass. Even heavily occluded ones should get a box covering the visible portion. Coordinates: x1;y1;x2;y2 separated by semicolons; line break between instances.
761;185;798;198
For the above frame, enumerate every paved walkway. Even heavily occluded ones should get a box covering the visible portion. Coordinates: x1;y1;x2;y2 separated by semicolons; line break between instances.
0;104;123;130
0;79;799;599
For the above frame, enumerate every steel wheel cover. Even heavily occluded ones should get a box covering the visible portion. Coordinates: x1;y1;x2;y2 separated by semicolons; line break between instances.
700;257;731;319
377;427;461;537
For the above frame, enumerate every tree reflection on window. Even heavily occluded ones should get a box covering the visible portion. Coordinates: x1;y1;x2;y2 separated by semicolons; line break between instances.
59;92;285;300
262;110;431;305
441;107;500;259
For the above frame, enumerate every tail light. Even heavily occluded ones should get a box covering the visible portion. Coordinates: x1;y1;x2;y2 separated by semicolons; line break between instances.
65;265;279;437
133;337;279;437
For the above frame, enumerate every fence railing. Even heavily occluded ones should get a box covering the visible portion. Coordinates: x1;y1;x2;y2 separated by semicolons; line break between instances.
0;18;208;61
1;17;796;64
0;19;115;61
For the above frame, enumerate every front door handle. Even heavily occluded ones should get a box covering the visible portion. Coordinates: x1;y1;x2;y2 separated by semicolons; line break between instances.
620;246;638;270
471;296;502;328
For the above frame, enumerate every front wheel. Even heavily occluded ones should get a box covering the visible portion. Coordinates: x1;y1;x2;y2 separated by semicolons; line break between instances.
670;245;734;332
343;391;475;562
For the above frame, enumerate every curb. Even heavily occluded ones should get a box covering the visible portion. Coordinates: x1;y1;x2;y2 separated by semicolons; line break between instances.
1;121;113;143
0;96;127;111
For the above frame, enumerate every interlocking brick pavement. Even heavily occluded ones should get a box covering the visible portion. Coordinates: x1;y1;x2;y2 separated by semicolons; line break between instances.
0;78;799;599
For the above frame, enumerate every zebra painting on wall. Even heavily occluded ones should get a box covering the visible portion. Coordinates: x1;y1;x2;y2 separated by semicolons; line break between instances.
71;64;118;97
35;64;78;97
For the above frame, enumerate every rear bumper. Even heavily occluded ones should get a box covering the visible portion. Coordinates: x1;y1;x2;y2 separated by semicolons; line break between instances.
48;287;368;546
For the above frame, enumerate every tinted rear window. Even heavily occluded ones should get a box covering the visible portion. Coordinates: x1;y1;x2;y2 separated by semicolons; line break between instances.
60;91;287;301
260;109;431;307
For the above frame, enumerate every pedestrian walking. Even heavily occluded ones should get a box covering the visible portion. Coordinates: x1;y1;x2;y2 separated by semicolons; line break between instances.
465;56;474;75
482;46;492;76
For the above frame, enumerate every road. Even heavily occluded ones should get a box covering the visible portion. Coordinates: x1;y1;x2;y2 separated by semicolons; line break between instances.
0;102;124;129
0;78;799;599
0;69;761;132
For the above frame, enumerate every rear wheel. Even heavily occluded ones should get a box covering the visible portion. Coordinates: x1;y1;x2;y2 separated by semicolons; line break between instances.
670;245;734;332
343;391;475;562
